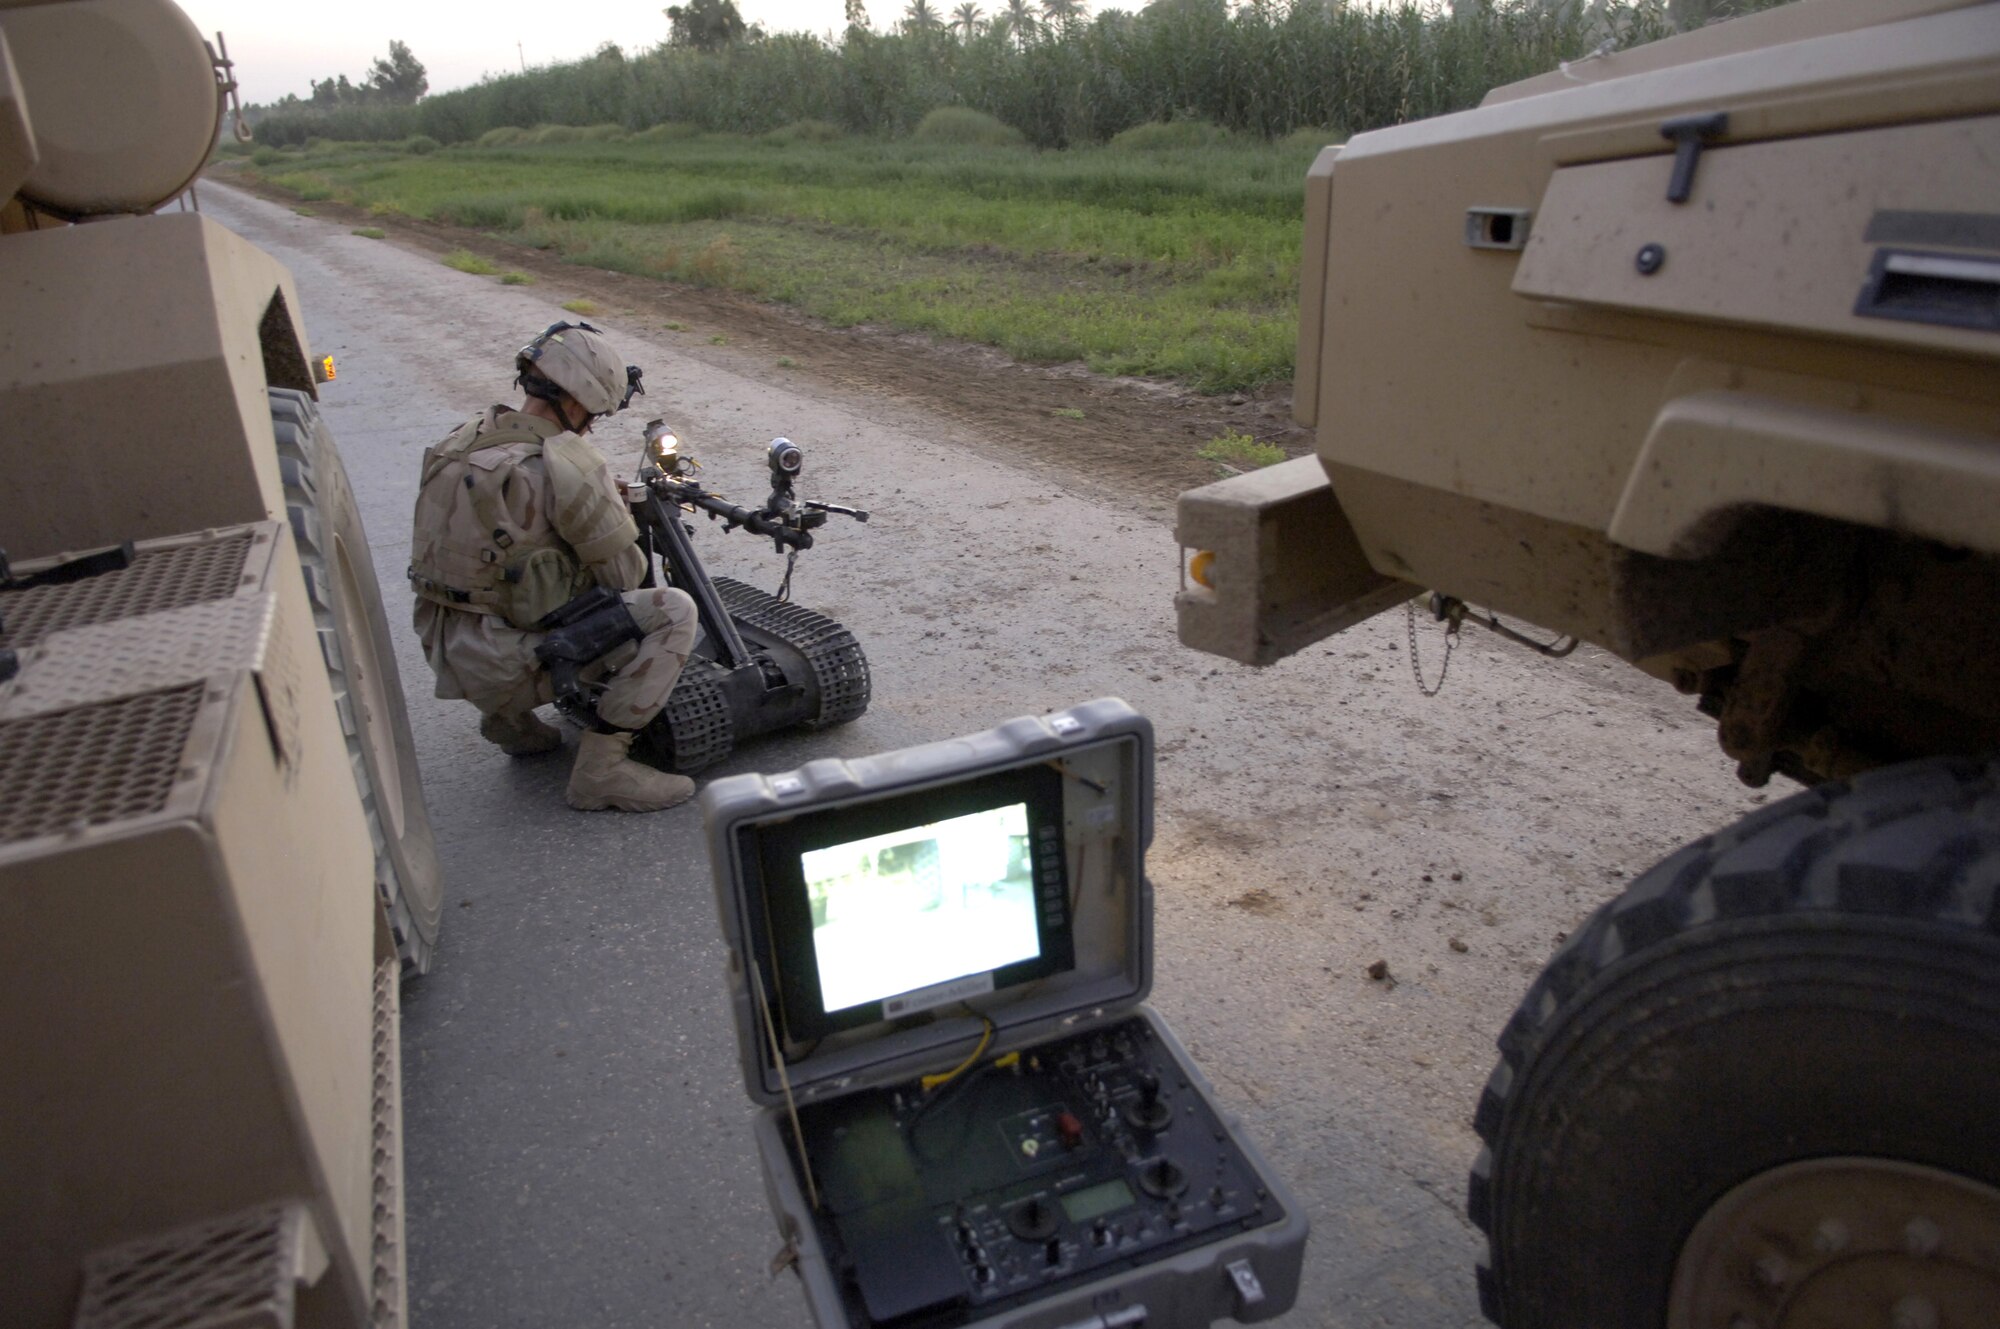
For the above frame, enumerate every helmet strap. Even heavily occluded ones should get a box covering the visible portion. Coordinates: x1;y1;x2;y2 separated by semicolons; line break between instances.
555;395;591;434
518;366;593;433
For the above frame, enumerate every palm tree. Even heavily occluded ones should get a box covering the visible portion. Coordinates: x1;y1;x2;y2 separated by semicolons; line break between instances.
953;1;984;39
1040;0;1084;25
1004;0;1038;44
904;0;942;31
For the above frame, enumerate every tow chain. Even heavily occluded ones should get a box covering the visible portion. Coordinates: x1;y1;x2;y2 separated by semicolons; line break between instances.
1406;596;1462;697
1406;592;1581;696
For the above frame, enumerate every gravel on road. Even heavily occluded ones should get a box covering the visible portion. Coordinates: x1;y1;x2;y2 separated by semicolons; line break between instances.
201;181;1764;1329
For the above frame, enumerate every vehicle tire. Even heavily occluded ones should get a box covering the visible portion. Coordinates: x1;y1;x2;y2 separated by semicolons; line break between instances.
269;388;444;976
1470;755;2000;1327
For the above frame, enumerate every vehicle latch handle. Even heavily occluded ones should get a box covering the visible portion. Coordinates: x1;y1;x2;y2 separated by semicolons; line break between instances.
1661;111;1728;204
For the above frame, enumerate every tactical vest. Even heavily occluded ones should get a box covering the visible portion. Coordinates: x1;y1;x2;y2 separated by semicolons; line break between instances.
408;407;639;630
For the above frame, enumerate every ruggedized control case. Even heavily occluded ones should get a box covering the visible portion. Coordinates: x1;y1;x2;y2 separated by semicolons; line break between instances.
703;699;1307;1329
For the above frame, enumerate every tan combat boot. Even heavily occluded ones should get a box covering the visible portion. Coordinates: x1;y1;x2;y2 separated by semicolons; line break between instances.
479;709;563;756
566;729;696;812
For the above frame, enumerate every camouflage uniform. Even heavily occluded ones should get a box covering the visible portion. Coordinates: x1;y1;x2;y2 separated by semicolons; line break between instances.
409;405;696;734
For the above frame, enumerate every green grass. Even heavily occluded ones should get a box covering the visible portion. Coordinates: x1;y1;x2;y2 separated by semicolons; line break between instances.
1053;407;1086;420
1198;429;1286;469
561;298;601;314
251;132;1322;391
352;226;387;239
499;271;534;284
442;249;499;275
292;207;316;217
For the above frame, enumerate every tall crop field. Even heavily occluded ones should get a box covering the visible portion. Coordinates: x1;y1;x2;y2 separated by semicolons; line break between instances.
255;0;1702;150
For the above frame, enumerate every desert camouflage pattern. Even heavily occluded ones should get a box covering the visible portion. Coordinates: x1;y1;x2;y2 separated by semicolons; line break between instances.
520;323;629;417
411;406;695;730
409;406;644;626
413;585;696;730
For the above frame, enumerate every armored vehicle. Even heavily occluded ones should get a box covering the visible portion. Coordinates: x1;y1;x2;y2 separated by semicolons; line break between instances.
1;2;441;1325
1177;0;2000;1323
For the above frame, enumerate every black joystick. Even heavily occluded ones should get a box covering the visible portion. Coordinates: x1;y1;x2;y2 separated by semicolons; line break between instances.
1123;1069;1173;1133
1007;1196;1061;1243
1137;1157;1188;1200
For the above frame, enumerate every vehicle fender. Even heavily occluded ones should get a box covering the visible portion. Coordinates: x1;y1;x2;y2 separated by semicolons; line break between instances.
1608;389;2000;559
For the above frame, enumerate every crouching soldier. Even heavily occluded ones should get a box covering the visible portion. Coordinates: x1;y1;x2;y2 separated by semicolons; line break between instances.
409;320;699;812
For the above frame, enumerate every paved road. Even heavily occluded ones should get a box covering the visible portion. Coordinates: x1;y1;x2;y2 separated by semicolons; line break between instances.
204;183;1763;1329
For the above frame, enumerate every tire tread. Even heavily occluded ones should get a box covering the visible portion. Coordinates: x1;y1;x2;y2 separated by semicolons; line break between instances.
1469;754;2000;1325
268;388;439;976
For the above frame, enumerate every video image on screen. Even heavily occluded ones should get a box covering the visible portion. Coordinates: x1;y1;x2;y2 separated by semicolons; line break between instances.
803;803;1041;1014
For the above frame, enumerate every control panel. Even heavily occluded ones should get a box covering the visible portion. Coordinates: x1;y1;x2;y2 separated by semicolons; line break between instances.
796;1015;1284;1327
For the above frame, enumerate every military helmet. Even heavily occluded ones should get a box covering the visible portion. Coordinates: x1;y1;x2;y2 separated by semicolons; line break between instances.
514;321;644;418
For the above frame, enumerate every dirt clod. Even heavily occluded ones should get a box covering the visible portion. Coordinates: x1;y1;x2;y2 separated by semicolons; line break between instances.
1448;937;1469;953
1228;888;1280;915
1366;959;1391;981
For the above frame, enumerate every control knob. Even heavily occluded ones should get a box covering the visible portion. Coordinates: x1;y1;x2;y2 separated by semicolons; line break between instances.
1123;1070;1173;1133
1007;1196;1061;1243
1137;1157;1188;1200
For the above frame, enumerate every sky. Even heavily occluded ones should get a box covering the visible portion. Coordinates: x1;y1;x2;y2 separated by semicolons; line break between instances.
183;0;864;106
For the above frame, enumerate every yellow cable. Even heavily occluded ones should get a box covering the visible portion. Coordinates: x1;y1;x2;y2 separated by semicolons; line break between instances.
921;1017;994;1092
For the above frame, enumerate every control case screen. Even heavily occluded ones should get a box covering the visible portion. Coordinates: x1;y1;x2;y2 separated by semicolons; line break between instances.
749;763;1073;1041
805;803;1042;1014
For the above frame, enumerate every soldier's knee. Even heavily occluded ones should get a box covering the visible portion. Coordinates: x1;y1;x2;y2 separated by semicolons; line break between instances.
624;586;695;631
627;587;697;652
658;588;698;655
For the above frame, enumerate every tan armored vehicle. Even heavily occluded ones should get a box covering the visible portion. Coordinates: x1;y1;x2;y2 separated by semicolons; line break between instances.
0;3;441;1325
1178;0;2000;1323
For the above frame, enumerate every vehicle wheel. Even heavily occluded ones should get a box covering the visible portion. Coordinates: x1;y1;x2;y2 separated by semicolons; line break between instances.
1470;755;2000;1328
269;388;444;976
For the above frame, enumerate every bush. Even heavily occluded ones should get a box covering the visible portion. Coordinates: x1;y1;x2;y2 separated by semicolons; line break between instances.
477;126;531;147
403;134;442;154
762;119;844;146
533;122;626;144
1109;120;1229;151
253;103;420;148
249;146;290;166
912;107;1026;148
632;122;701;143
499;272;534;285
